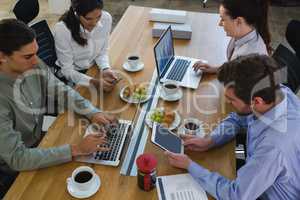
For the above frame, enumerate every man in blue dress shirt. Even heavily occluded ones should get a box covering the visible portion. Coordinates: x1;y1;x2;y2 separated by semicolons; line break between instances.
165;54;300;200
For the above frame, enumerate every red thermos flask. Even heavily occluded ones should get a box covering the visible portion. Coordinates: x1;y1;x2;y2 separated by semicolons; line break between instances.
136;153;157;191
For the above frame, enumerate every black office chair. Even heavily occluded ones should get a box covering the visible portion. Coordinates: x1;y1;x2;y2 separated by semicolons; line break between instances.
286;20;300;60
13;0;39;24
30;20;61;116
272;44;300;93
30;20;59;75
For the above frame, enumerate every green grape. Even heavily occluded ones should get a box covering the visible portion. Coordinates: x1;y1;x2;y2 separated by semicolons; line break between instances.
150;115;155;121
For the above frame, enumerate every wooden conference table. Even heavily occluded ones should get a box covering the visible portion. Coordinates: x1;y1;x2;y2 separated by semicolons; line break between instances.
5;6;234;200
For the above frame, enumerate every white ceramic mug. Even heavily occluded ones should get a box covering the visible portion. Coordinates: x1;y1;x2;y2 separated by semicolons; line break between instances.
182;118;204;137
127;55;140;68
67;166;97;191
162;81;179;97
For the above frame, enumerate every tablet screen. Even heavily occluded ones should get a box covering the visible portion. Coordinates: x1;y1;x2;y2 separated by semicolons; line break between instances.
151;123;183;154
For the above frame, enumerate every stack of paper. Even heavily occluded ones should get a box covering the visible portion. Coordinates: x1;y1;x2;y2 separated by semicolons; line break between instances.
156;173;208;200
152;22;192;40
149;8;187;24
149;8;192;40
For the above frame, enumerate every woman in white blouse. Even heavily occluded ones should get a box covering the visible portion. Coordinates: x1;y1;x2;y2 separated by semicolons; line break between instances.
193;0;271;73
53;0;117;91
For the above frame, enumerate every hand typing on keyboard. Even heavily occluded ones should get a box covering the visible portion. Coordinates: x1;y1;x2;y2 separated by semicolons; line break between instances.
90;112;118;127
93;121;129;162
71;129;110;157
192;59;217;74
72;123;122;157
75;120;131;165
85;121;118;134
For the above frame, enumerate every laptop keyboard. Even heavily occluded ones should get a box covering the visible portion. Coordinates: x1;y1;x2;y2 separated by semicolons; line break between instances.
94;122;130;162
166;59;191;81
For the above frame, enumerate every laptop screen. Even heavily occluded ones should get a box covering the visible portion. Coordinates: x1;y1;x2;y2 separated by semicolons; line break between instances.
154;26;174;77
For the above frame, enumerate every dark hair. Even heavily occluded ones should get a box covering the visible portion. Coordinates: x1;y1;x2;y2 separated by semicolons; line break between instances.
0;19;36;56
218;54;281;104
221;0;272;54
59;0;103;46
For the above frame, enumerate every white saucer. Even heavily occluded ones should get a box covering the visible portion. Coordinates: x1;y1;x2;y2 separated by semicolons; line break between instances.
145;109;181;130
160;89;183;101
122;61;144;72
178;125;206;138
67;175;101;199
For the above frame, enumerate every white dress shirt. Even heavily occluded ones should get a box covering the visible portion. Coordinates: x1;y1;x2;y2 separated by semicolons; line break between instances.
53;11;112;86
227;30;268;61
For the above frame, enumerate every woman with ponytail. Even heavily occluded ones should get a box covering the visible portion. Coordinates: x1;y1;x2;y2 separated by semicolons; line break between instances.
53;0;117;91
193;0;271;73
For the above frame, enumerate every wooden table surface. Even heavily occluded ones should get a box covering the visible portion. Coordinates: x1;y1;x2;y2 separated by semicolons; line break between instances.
4;6;234;200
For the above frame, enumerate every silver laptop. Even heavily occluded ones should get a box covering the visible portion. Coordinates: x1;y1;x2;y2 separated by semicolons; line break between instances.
76;103;142;167
76;120;132;166
154;26;202;89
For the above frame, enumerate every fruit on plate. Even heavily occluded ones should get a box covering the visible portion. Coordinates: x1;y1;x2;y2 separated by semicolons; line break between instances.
150;108;175;127
123;86;133;98
150;109;164;123
163;110;175;127
123;84;148;100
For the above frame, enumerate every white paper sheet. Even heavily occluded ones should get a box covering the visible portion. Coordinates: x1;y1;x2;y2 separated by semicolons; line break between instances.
156;173;208;200
42;115;57;132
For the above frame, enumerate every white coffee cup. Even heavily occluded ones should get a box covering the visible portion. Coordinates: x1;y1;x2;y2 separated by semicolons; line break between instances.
67;166;97;191
162;81;179;97
182;118;204;137
127;55;140;68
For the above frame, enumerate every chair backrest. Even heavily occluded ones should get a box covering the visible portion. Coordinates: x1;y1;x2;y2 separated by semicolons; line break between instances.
30;20;60;116
13;0;39;24
272;44;300;93
30;20;58;74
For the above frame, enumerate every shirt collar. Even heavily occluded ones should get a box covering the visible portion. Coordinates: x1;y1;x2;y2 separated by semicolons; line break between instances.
79;21;103;37
249;86;288;135
0;72;16;85
234;30;258;48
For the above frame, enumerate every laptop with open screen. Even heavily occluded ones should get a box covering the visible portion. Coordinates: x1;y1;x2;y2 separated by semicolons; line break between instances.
154;26;203;89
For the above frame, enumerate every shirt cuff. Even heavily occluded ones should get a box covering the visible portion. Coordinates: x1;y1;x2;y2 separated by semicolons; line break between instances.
210;129;220;147
79;75;93;86
100;66;110;71
56;144;73;163
85;109;102;120
96;59;110;70
188;161;210;178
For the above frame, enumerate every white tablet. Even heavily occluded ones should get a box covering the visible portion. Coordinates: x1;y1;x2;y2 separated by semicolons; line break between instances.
151;123;184;154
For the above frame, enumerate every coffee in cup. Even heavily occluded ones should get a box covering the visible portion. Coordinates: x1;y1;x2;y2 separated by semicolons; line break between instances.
75;171;93;183
184;122;199;131
162;81;179;97
67;166;98;191
183;118;204;137
127;55;140;68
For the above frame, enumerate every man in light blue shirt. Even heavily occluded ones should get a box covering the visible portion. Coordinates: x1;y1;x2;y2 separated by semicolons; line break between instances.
165;54;300;200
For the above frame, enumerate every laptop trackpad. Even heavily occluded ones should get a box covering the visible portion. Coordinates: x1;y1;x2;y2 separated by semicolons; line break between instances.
180;66;202;89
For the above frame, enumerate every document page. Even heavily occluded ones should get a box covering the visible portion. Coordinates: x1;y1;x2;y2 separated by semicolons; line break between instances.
156;173;208;200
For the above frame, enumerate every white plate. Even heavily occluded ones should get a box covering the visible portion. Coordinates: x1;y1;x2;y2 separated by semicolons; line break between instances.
67;175;101;199
119;85;151;104
122;61;144;72
145;108;181;130
160;88;183;101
